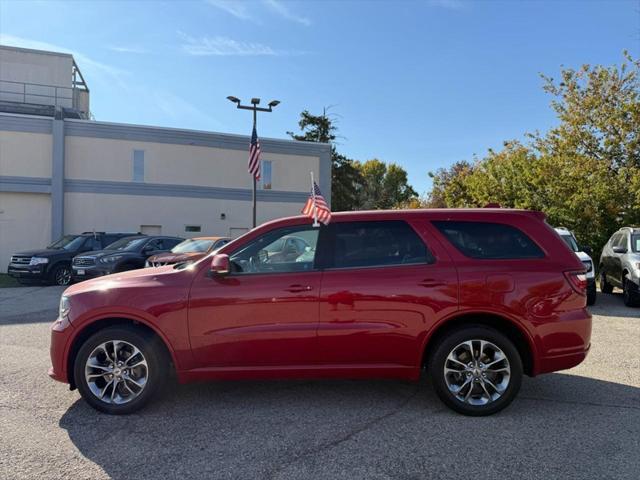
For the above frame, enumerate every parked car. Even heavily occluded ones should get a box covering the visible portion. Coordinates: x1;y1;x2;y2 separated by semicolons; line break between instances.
7;232;138;286
145;236;230;267
50;209;591;416
554;227;596;305
71;235;183;282
599;226;640;307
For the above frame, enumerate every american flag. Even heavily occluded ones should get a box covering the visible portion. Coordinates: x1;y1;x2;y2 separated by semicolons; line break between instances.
302;181;331;225
248;125;261;180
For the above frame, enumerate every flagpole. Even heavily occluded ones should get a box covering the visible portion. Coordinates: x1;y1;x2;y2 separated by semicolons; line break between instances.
310;172;319;227
252;108;257;228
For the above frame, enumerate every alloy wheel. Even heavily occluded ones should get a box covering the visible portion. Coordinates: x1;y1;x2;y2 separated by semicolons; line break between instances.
84;340;149;405
56;267;71;286
443;339;511;406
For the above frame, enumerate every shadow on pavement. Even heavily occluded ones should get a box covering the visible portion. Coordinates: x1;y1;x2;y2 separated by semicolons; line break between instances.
588;292;640;319
59;373;640;480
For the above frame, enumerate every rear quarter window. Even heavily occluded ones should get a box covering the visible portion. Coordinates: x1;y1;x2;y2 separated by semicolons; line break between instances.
432;221;544;259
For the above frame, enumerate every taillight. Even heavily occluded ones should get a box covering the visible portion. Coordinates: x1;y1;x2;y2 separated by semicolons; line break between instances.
564;271;587;295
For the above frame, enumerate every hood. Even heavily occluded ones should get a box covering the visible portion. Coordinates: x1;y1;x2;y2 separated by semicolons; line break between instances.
77;249;136;259
64;263;180;296
13;248;71;257
148;251;205;264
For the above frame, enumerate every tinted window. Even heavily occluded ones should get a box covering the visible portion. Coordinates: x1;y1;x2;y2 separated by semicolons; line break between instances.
105;237;147;251
163;238;183;249
47;235;85;251
84;236;101;250
433;221;544;259
102;235;121;248
632;234;640;253
328;221;432;269
230;226;319;274
559;233;578;252
172;239;215;253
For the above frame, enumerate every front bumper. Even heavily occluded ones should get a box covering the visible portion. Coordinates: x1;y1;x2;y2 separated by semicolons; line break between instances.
7;263;47;280
71;264;113;281
49;315;75;385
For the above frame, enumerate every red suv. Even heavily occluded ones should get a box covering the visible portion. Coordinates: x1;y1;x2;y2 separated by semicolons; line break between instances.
49;209;591;416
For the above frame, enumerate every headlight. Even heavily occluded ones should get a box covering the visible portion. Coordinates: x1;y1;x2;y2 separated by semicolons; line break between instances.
30;257;49;266
59;296;71;318
581;260;593;273
100;255;123;264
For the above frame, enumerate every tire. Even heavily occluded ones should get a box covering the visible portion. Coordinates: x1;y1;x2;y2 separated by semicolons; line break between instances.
600;271;613;294
428;325;523;416
622;277;640;308
587;284;597;306
50;264;72;286
74;326;168;414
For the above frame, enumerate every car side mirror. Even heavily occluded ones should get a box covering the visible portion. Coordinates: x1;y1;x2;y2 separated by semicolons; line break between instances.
612;246;627;254
581;245;593;256
210;254;230;276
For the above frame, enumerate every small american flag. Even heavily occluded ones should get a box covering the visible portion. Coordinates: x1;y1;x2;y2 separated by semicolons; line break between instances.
248;125;261;180
302;181;331;225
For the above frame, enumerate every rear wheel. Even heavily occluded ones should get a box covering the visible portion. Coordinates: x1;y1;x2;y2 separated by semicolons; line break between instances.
600;271;613;294
74;326;168;414
429;326;523;416
622;276;640;307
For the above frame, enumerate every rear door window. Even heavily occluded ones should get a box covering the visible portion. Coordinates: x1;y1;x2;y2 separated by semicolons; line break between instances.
433;221;544;259
326;221;433;269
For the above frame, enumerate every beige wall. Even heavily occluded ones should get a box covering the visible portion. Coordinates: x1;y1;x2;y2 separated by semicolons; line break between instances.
0;192;51;270
64;192;304;239
0;131;52;177
64;136;321;191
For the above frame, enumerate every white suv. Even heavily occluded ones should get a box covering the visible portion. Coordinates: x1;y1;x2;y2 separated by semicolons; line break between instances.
555;227;596;305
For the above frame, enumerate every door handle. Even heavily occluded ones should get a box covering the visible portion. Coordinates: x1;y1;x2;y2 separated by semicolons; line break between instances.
285;284;313;293
418;279;445;288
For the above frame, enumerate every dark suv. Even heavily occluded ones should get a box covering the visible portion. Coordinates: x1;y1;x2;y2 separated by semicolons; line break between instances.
71;236;184;282
8;232;138;286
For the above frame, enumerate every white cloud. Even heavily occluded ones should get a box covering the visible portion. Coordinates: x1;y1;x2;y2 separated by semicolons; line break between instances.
179;32;279;56
108;45;149;54
206;0;254;21
262;0;310;26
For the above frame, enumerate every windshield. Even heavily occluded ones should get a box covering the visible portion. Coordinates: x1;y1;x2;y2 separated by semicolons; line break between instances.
104;237;147;251
172;239;215;254
47;235;86;251
632;234;640;253
559;233;579;252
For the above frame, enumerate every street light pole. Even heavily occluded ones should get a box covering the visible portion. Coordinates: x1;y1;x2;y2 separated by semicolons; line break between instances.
227;96;280;228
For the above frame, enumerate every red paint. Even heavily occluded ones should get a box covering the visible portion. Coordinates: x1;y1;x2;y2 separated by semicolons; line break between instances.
49;209;591;387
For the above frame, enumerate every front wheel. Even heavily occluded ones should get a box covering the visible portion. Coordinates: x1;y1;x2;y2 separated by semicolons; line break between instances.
429;326;523;416
600;271;613;294
50;264;72;286
622;277;640;307
74;326;168;414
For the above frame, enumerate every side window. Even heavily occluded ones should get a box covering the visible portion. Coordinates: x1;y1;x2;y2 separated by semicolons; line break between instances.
163;238;182;250
230;226;319;274
145;239;163;252
84;236;101;250
433;221;544;259
101;235;119;248
328;221;433;269
614;234;628;249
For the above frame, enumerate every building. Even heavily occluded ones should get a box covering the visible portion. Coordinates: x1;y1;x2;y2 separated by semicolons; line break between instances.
0;45;331;272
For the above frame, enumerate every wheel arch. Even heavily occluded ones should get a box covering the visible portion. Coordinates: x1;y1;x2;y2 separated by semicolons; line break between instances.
66;316;175;389
421;312;536;377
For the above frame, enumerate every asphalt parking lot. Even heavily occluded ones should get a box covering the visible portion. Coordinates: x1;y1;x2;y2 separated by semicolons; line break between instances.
1;286;638;480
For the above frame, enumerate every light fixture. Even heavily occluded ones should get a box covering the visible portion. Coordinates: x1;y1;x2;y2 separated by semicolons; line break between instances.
226;96;240;104
268;100;280;108
251;97;261;105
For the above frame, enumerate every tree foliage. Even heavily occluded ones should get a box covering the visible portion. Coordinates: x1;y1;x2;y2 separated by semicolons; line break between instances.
289;109;417;211
426;53;640;254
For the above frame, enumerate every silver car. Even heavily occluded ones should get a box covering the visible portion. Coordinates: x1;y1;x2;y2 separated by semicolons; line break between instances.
599;227;640;307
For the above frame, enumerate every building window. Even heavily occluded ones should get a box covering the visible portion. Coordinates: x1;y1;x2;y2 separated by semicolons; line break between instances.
261;160;272;190
132;150;145;182
185;225;202;233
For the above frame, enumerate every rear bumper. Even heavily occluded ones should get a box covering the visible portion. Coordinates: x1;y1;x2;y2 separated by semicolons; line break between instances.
535;308;592;375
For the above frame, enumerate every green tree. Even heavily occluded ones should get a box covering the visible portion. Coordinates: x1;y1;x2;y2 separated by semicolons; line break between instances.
357;159;418;209
425;53;640;253
288;109;362;211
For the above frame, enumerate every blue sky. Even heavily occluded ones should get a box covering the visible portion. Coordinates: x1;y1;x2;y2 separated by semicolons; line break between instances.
1;0;638;194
